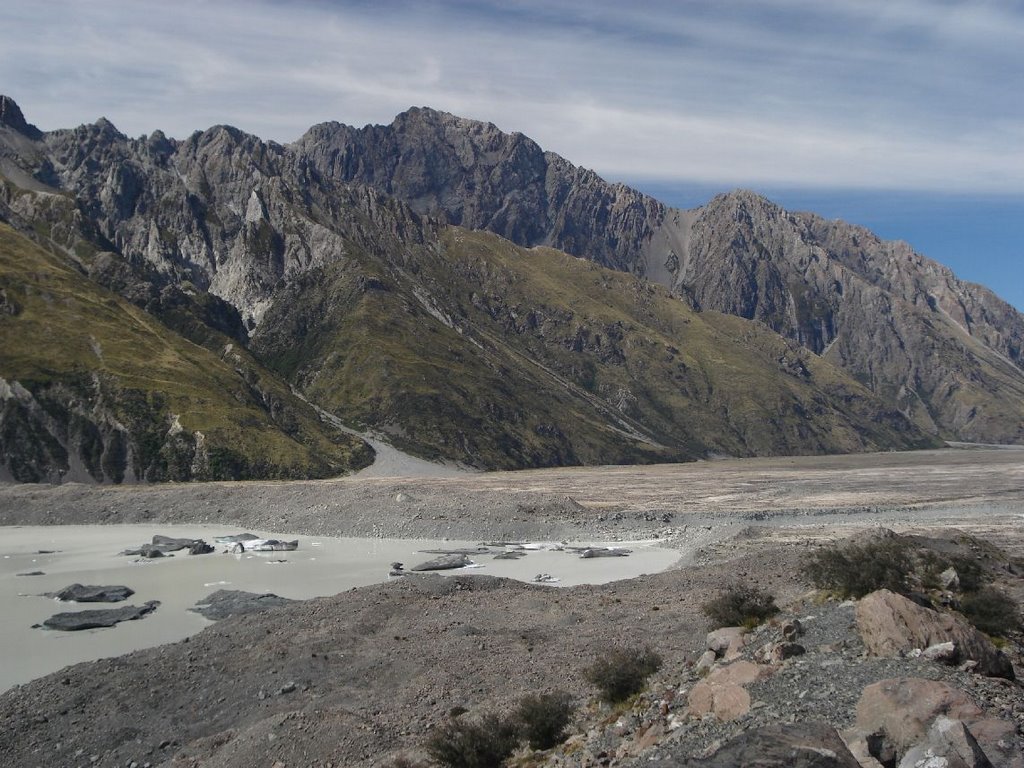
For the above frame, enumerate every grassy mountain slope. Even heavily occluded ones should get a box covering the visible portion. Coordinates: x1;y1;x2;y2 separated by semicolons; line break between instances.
0;222;371;482
253;226;938;469
296;109;1024;446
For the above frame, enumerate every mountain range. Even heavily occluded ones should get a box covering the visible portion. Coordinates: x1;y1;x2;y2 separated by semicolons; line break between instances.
1;95;1021;482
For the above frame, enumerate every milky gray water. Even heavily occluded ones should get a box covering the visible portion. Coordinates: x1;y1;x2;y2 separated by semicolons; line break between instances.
0;524;679;691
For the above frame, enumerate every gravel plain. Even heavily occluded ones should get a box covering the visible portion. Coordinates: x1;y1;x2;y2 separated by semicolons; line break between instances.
0;446;1022;768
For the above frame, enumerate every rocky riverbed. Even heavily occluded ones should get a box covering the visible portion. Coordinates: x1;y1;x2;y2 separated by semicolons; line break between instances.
0;448;1021;767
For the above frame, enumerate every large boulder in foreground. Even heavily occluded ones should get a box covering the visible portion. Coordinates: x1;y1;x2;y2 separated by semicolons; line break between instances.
676;722;861;767
854;678;1022;768
856;589;1014;679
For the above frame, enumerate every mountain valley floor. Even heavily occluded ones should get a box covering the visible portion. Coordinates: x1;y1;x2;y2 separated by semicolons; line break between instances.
0;446;1022;767
1;446;1021;546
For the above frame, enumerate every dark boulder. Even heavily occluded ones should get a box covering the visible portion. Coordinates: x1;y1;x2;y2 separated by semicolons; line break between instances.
579;548;631;559
48;584;134;602
189;590;297;621
39;601;160;631
121;534;214;557
411;554;472;571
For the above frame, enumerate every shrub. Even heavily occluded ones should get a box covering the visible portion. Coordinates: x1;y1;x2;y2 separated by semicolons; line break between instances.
702;584;779;629
514;691;575;750
584;646;662;704
801;537;913;598
424;712;520;768
959;587;1022;638
947;555;986;593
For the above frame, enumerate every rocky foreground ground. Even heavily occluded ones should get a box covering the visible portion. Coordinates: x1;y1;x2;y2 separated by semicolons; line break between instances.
0;448;1022;767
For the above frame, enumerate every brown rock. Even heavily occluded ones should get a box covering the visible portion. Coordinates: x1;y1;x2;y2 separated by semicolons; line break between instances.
856;678;984;751
706;626;746;659
855;678;1022;768
686;661;768;722
855;590;1014;679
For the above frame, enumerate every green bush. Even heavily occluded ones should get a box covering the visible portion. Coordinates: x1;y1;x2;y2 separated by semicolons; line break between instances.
514;691;575;750
424;713;520;768
947;555;986;593
584;646;662;704
702;584;779;629
959;587;1022;638
801;538;913;598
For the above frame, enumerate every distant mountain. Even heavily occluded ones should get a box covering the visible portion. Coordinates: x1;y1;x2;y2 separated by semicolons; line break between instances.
2;96;1017;480
297;107;1024;444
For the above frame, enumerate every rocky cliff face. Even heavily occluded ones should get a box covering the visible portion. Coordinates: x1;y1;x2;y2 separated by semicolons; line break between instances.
296;108;1024;444
0;96;1017;479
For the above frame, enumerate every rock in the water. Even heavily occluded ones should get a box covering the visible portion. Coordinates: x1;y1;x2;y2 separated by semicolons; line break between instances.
410;554;472;571
16;571;45;576
40;601;160;631
48;584;134;603
189;590;297;621
579;547;630;558
121;534;212;557
856;589;1014;679
214;533;261;544
668;722;861;766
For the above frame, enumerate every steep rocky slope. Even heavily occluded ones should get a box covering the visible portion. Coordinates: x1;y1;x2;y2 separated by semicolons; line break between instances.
295;107;1024;444
252;226;933;467
0;222;372;482
0;97;945;474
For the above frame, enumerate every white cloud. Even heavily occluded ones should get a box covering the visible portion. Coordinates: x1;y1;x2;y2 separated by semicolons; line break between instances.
1;0;1022;192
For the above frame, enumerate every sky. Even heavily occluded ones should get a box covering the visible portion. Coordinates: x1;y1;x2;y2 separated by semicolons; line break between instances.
1;0;1021;308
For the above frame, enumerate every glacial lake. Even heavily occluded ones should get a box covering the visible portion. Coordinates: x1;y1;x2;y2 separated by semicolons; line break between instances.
0;524;680;691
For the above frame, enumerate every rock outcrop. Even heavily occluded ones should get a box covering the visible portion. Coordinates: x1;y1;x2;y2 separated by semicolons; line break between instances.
854;678;1022;768
856;589;1014;679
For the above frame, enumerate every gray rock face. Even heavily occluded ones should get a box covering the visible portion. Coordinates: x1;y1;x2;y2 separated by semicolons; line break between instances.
39;600;160;631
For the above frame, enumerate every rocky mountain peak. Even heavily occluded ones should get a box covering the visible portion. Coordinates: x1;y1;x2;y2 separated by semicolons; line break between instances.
0;95;42;139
